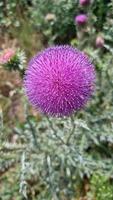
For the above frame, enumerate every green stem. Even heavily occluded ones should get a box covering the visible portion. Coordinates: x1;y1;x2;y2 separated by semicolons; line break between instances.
46;116;66;145
27;116;39;148
66;115;76;145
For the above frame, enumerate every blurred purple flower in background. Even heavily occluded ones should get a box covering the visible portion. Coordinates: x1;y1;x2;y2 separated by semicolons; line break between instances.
96;36;104;48
75;14;88;25
24;45;95;117
79;0;90;6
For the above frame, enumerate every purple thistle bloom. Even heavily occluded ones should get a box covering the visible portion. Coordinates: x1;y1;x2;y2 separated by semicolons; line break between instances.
75;14;88;25
79;0;90;6
24;45;95;117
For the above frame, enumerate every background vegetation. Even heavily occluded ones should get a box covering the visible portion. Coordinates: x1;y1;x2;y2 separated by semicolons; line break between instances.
0;0;113;199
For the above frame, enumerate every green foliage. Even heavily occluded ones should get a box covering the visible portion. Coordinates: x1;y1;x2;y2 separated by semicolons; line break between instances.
0;0;112;46
30;0;77;44
0;0;30;29
88;174;113;200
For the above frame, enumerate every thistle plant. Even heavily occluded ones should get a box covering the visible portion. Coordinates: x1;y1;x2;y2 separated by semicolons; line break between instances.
21;45;96;199
0;48;26;76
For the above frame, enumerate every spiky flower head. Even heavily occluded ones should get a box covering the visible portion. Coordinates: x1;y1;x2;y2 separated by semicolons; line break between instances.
0;48;26;74
75;14;88;25
79;0;90;6
24;45;95;117
0;48;15;64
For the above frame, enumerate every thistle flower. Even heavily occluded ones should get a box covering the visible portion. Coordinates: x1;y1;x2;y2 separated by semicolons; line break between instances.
0;48;26;73
24;45;95;117
79;0;90;6
96;36;104;48
0;48;15;64
75;14;88;25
